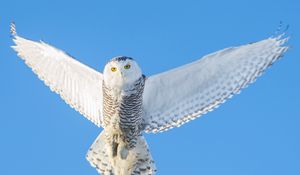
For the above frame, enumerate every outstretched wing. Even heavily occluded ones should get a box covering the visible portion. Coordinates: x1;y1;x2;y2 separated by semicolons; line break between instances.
12;35;104;127
142;35;289;133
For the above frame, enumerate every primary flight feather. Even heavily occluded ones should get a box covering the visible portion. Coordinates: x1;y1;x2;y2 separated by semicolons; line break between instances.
11;23;289;175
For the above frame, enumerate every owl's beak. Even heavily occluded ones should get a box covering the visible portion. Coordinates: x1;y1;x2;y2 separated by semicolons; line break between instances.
120;71;125;78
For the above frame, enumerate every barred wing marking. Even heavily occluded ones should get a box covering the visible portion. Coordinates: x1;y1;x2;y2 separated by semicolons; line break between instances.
142;35;289;133
12;36;103;127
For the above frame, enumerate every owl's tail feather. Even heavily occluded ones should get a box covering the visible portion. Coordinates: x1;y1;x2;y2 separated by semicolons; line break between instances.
86;131;156;175
86;131;114;174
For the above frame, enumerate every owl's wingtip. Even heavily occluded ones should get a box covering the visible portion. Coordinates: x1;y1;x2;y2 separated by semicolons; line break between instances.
271;21;290;40
10;21;17;37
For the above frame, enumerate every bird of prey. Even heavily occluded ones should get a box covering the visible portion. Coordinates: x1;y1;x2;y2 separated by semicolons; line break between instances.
10;22;289;175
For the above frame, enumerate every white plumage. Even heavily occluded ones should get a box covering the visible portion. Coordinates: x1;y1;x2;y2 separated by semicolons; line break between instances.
142;36;289;133
11;22;289;175
12;36;104;127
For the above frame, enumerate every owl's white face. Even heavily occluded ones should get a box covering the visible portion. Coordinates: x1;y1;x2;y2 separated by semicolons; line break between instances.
103;57;142;90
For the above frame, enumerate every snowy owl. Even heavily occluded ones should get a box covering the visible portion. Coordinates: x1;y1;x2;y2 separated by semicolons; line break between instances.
10;23;289;175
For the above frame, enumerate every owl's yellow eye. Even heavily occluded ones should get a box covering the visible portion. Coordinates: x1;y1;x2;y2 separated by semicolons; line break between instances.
124;64;131;69
111;67;117;72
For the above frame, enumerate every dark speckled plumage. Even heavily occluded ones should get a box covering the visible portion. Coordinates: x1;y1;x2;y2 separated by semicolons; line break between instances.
110;56;133;62
102;76;146;149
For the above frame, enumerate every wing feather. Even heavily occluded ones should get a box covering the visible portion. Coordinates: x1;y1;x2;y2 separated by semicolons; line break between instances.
12;35;103;127
142;35;289;133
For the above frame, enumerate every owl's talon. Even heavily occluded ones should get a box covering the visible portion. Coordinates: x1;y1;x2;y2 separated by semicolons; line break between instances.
119;145;129;160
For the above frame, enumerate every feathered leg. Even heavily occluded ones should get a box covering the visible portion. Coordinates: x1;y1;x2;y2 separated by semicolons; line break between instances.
87;131;156;175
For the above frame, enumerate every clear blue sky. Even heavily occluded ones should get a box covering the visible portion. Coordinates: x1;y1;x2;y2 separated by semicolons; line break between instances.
0;0;299;174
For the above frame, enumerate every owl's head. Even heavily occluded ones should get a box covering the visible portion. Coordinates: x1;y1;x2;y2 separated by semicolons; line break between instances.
103;56;142;89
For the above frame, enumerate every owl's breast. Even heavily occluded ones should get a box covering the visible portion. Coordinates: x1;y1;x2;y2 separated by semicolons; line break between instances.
102;76;145;131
